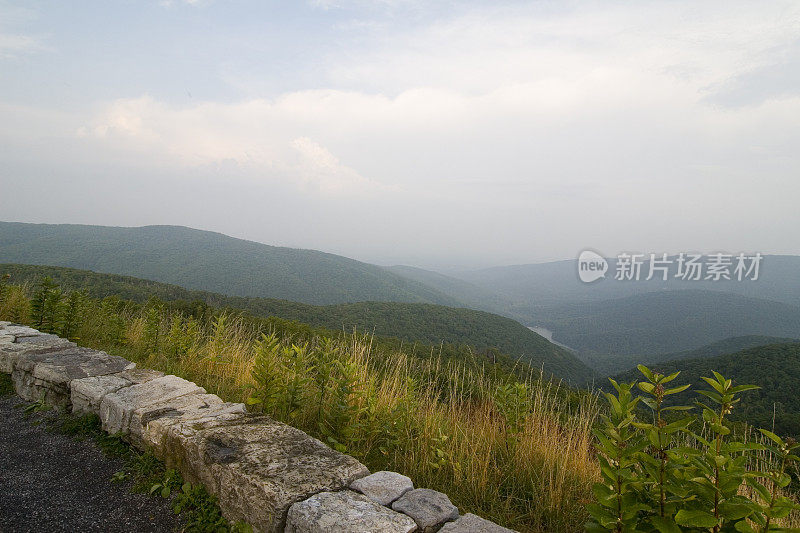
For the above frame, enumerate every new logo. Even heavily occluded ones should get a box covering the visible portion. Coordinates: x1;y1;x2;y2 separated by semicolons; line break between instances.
578;250;608;283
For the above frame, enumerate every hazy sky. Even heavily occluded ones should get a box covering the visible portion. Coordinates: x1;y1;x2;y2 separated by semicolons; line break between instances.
1;1;798;269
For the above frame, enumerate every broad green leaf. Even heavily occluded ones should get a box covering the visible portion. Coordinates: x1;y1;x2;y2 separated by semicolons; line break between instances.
664;384;691;396
675;509;718;528
730;384;760;394
638;364;655;381
662;405;695;412
734;520;756;533
661;371;681;384
759;428;784;447
650;516;682;533
719;501;753;520
702;375;726;394
638;381;655;394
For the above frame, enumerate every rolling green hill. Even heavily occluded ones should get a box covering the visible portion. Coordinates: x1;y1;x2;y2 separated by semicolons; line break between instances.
0;222;461;306
585;335;800;376
612;343;800;437
535;290;800;358
0;263;594;383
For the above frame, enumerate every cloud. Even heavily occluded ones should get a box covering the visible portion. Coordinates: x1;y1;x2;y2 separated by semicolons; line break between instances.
2;0;800;266
79;94;392;195
291;137;385;193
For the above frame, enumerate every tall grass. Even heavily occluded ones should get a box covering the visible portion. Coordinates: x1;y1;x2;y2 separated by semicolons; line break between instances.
0;283;600;532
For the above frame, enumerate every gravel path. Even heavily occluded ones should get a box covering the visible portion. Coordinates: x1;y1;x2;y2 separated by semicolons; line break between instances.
0;394;184;533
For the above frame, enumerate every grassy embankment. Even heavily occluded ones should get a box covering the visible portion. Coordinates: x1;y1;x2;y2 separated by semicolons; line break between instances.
0;276;600;532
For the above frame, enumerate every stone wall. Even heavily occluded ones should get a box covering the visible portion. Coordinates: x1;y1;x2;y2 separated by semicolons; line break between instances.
0;322;514;533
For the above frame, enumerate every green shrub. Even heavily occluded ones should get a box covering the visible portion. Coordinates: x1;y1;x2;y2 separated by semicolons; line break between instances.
588;365;800;532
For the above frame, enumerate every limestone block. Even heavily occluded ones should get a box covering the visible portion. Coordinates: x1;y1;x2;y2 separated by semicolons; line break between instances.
286;490;417;533
351;471;414;506
439;514;516;533
12;347;134;406
141;397;246;455
159;415;370;532
392;489;460;533
71;368;165;415
0;337;76;374
99;374;205;436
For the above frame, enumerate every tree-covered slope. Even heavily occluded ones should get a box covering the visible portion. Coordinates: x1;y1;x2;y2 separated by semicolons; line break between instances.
612;343;800;437
0;222;460;306
536;290;800;357
0;263;594;383
585;335;800;376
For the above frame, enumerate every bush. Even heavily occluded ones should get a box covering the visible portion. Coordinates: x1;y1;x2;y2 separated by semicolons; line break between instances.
588;365;800;532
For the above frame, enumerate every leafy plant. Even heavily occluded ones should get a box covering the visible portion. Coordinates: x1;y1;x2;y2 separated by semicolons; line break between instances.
59;289;87;340
30;276;62;332
246;333;283;414
172;482;251;532
588;366;800;532
23;394;51;414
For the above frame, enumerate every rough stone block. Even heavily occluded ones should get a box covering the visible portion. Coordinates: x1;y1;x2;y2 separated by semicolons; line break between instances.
159;415;370;532
99;374;205;436
286;490;418;533
129;392;246;449
142;398;246;455
1;325;44;338
71;368;165;415
0;336;77;373
439;514;516;533
12;347;134;406
392;489;460;533
351;471;414;506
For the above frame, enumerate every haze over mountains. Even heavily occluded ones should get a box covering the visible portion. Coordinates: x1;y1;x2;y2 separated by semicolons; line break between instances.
2;221;799;377
0;262;593;383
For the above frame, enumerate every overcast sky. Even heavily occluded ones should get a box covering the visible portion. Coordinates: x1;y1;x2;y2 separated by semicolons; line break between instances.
1;1;798;269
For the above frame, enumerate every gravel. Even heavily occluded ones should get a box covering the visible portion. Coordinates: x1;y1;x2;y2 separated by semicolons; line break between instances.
0;394;185;533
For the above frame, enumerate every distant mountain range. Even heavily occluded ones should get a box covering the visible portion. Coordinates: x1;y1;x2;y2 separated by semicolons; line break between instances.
2;221;799;371
0;222;458;306
0;263;594;384
530;289;800;359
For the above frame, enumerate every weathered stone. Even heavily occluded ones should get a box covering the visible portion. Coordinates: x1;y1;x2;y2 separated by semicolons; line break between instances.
12;347;134;406
99;374;204;437
16;333;66;345
1;325;44;338
0;336;77;373
129;392;244;449
71;368;165;415
159;415;370;532
439;514;516;533
392;489;459;533
286;490;418;533
351;471;414;506
142;398;246;455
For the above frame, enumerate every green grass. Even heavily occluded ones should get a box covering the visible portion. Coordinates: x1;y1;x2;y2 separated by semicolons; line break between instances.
0;372;13;396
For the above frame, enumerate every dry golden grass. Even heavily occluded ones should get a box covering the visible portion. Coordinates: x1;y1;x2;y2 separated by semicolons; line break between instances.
110;310;600;532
